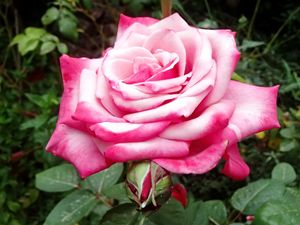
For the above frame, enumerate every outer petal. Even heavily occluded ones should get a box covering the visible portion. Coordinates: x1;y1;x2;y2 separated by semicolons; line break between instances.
223;81;280;140
154;141;228;174
149;13;190;32
90;121;170;142
57;55;101;125
200;30;240;106
117;14;158;40
105;138;190;162
221;144;250;180
46;124;110;178
72;69;124;123
160;100;235;141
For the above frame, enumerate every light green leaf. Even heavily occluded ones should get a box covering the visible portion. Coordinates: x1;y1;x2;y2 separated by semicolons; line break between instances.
20;114;49;130
203;200;227;225
253;188;300;225
231;179;285;214
44;190;97;225
280;139;299;152
40;41;56;55
35;164;79;192
82;163;123;194
18;38;39;55
42;7;59;26
56;43;68;54
272;163;297;184
24;27;46;39
9;34;26;46
239;39;265;51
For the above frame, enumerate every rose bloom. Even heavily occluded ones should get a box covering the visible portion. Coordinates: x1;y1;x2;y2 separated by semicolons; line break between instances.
46;13;279;180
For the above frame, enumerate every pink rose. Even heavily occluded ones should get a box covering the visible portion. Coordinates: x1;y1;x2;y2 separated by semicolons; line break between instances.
46;13;280;180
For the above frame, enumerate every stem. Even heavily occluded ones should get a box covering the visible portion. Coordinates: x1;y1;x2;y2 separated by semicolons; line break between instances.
263;6;300;54
160;0;172;18
204;0;213;21
247;0;261;40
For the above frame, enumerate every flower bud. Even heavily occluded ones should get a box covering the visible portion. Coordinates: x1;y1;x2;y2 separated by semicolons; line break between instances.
125;161;172;209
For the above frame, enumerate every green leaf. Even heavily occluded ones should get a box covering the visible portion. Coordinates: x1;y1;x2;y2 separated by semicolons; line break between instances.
102;182;130;203
58;17;78;40
35;164;79;192
239;39;265;51
25;27;46;39
42;7;59;26
81;0;93;9
9;34;26;46
56;42;68;54
40;41;56;55
149;199;185;225
41;33;59;43
184;201;208;225
44;190;97;225
7;201;21;212
231;179;285;214
203;200;227;225
253;188;300;225
18;38;39;55
271;163;297;184
82;163;123;194
99;203;139;225
280;127;300;139
280;139;299;152
20;114;49;130
92;204;110;220
232;72;247;83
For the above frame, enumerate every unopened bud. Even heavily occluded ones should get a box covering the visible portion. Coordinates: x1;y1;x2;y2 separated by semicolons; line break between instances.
125;161;172;209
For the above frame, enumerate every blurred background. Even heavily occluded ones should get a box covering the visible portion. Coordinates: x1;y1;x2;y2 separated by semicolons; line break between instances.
0;0;299;224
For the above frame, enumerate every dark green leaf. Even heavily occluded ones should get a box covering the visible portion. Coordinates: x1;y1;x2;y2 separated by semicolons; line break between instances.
58;17;78;40
184;201;208;225
231;179;285;214
81;0;93;9
44;190;97;225
203;200;227;225
149;199;185;225
272;163;297;184
42;7;59;25
102;182;130;203
35;164;79;192
40;41;56;55
100;203;140;225
239;39;265;51
7;201;21;212
82;163;123;194
20;114;49;130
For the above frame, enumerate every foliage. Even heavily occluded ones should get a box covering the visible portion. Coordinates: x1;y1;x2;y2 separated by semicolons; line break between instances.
1;0;300;224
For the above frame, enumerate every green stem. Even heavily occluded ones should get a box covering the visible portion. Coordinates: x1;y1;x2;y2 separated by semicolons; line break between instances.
160;0;172;18
263;6;300;54
247;0;261;40
204;0;213;21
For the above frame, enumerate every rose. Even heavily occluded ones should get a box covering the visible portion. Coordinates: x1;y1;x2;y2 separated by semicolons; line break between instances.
46;13;279;180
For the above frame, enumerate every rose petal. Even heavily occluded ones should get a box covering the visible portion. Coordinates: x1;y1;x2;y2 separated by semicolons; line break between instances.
90;121;170;142
57;55;101;124
72;69;124;123
171;184;188;207
123;95;208;123
46;124;110;178
149;13;190;32
224;81;280;140
221;144;250;180
105;138;190;162
143;29;186;76
160;100;235;140
117;14;158;40
200;30;240;106
112;92;178;112
154;141;228;174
